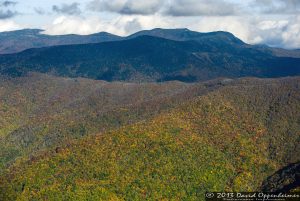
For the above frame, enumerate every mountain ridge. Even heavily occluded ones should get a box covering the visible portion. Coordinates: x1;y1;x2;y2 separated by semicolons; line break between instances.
1;28;298;56
0;74;299;200
0;29;122;55
0;27;299;201
0;33;299;82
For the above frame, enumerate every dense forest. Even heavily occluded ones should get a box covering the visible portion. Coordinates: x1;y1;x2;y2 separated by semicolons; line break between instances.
0;74;299;200
0;27;299;201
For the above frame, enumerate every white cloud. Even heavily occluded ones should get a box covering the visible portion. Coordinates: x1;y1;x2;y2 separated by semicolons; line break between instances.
0;0;298;48
42;15;171;36
0;19;22;31
240;16;300;49
40;13;300;49
42;16;105;35
281;16;300;49
258;20;288;30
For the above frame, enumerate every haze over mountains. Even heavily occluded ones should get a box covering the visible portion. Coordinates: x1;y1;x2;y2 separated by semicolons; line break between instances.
0;28;300;82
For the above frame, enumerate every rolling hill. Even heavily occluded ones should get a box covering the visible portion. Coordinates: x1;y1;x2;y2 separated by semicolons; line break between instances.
0;74;299;200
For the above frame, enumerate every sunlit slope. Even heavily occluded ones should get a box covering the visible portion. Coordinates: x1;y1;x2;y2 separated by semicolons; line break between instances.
1;77;299;200
1;73;228;171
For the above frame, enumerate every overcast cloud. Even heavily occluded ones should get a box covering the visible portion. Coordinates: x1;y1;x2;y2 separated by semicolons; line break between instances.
0;0;299;49
52;3;81;15
87;0;162;15
1;1;17;7
253;0;300;14
165;0;238;16
0;0;17;19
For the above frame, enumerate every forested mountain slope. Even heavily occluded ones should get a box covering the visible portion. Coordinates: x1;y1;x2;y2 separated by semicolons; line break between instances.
0;75;299;200
2;28;300;59
0;35;299;82
0;73;202;171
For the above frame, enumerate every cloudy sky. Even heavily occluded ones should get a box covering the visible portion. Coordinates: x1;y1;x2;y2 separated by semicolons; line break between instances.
0;0;299;49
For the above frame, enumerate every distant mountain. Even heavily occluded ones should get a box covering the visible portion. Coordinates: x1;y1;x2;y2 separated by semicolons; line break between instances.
0;32;299;82
0;28;245;55
0;29;122;54
130;28;300;59
129;28;245;47
2;28;300;58
264;47;300;58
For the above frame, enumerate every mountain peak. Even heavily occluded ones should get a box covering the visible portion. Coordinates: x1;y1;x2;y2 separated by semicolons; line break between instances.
149;28;191;32
128;28;245;45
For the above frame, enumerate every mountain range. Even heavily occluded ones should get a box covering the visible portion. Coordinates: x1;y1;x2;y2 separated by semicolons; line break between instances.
0;28;299;82
0;28;299;200
0;29;121;55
